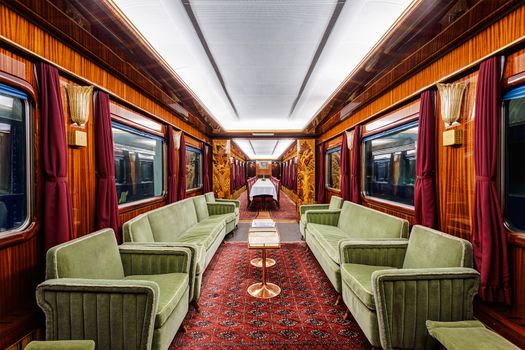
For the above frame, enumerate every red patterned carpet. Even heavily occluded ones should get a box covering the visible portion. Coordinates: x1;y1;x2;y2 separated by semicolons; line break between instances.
171;242;370;349
237;190;297;221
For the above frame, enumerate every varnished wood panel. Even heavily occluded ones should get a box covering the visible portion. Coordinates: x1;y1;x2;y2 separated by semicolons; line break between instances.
212;140;231;199
297;139;315;206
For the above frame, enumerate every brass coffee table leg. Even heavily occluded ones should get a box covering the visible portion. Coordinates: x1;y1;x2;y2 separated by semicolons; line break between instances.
247;249;281;298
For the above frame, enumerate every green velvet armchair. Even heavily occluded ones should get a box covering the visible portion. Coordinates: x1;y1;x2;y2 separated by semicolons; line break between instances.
36;228;194;350
340;225;480;349
299;195;343;237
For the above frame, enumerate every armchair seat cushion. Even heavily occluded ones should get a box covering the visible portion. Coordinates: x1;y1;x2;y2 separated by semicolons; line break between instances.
341;263;395;310
125;273;189;328
309;224;349;264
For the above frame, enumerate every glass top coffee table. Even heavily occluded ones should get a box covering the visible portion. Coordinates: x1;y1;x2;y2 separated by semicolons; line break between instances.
247;219;281;299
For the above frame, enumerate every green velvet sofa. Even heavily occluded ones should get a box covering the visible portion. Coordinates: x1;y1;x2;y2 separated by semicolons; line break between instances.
123;195;234;301
305;201;409;293
299;195;343;238
36;228;193;350
205;191;240;227
25;340;95;350
340;225;480;349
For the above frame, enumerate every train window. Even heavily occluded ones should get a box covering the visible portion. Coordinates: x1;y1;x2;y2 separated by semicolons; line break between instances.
112;122;164;205
0;83;30;234
326;146;341;189
186;146;202;190
503;85;525;232
363;121;418;206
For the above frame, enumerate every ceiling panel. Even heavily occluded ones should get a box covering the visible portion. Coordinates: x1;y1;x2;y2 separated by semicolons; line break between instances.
234;138;294;160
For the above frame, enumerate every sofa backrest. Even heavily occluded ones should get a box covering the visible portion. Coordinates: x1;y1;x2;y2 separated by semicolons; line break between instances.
192;195;210;221
328;196;343;210
403;225;473;269
123;198;198;242
46;229;124;280
204;192;216;203
338;201;409;239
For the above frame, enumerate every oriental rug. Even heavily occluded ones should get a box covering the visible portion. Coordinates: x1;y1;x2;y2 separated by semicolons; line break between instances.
171;242;370;349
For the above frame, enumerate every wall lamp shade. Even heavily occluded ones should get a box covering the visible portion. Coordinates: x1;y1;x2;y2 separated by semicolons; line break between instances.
345;130;353;150
173;130;182;150
66;85;93;126
437;82;467;128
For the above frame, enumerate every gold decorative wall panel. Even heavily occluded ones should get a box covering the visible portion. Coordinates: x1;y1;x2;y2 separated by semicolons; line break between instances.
212;139;231;199
297;139;315;206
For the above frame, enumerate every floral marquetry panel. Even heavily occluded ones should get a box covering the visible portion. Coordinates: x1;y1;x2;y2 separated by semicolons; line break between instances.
297;139;315;206
212;139;231;199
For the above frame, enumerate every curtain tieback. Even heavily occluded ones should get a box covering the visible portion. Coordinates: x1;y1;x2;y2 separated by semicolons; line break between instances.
416;175;432;180
46;175;68;182
475;175;493;182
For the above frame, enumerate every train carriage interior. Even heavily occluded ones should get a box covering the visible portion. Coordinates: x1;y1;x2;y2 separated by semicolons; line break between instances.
1;0;525;349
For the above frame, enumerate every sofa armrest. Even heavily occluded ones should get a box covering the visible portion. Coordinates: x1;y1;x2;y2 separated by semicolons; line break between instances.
300;204;329;215
305;209;341;226
216;199;240;208
372;267;480;350
207;202;236;215
36;278;158;349
120;245;193;275
339;239;408;267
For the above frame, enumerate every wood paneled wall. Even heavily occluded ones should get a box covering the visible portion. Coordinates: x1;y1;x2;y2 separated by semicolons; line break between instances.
0;4;210;348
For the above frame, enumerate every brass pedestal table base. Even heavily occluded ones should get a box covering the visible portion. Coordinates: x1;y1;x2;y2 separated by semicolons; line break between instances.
248;244;281;299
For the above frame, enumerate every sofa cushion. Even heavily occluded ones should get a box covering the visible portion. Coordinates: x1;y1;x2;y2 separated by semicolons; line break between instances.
48;229;125;280
192;196;210;222
125;215;155;242
125;273;188;328
308;223;349;264
338;202;408;239
328;196;343;210
148;199;198;241
177;220;225;249
403;225;473;269
204;192;216;203
341;263;395;310
211;213;236;224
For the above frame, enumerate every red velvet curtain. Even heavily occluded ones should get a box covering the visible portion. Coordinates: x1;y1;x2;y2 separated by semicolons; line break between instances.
202;143;211;193
94;91;120;239
415;90;437;228
317;143;326;203
236;159;241;189
36;62;74;250
167;127;177;203
177;133;187;200
230;159;234;194
472;56;511;304
340;133;350;201
350;125;361;204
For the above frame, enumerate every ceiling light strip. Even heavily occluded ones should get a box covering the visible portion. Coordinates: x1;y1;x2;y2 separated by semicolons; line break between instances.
288;0;346;119
271;140;279;155
181;0;239;118
248;139;256;155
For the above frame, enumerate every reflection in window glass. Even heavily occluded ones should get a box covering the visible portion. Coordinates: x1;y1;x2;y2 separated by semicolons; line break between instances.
112;122;164;204
504;86;525;231
186;146;202;190
363;121;418;206
0;84;29;232
326;147;341;189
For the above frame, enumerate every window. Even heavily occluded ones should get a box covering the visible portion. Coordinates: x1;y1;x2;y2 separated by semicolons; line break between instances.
363;121;418;206
186;146;202;190
326;146;341;189
0;83;30;233
112;122;164;205
503;85;525;231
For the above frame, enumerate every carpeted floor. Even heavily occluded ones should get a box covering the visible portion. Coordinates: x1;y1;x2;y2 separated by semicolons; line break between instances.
226;223;302;242
237;190;297;221
171;242;371;349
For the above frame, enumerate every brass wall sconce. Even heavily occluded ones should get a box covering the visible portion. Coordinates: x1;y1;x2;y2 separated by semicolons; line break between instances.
66;84;93;126
437;82;467;146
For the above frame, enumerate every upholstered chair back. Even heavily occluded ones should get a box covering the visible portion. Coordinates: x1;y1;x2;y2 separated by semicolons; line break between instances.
403;225;474;269
328;196;343;210
204;192;216;203
192;196;210;221
338;201;409;239
46;229;125;280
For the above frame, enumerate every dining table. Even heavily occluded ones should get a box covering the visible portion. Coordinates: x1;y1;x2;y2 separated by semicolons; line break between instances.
249;178;278;200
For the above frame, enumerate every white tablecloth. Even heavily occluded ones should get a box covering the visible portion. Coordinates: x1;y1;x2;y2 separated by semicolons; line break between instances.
249;179;277;200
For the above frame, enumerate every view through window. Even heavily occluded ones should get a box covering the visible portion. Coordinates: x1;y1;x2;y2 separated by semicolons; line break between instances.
186;146;202;190
326;147;341;189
